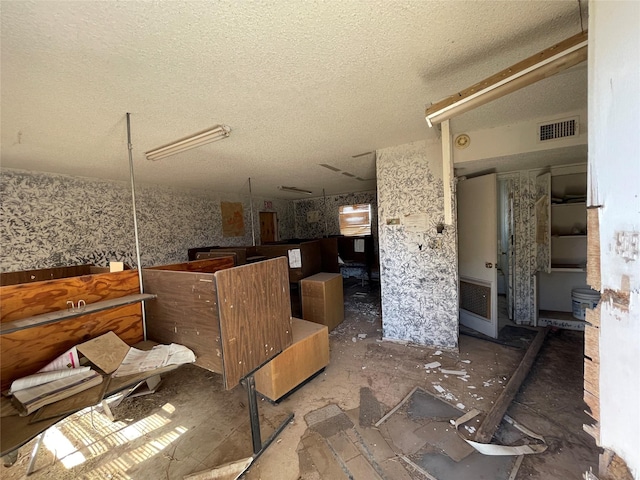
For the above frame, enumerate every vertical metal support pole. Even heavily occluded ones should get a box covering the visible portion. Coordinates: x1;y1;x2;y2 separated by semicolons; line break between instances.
442;119;454;226
126;113;147;340
249;177;256;246
323;188;328;237
246;374;262;455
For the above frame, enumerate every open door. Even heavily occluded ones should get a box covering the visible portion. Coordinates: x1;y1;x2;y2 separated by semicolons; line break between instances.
457;173;498;338
533;172;551;327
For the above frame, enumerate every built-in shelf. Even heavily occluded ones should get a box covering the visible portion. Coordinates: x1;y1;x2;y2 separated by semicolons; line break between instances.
552;234;587;238
538;310;586;331
0;293;156;334
551;267;586;272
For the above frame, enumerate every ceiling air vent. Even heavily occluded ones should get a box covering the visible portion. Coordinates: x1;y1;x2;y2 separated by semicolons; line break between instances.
538;117;579;142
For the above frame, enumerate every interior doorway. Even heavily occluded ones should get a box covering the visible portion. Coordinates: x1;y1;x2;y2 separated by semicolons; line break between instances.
457;173;499;338
259;211;278;244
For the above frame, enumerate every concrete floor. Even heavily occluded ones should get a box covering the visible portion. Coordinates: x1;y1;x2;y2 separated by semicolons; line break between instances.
3;279;598;479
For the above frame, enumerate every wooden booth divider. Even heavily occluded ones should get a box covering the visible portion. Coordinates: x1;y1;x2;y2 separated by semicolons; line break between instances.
143;256;293;390
0;269;145;393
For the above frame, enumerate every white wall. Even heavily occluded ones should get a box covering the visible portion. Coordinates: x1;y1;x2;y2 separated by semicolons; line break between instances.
589;1;640;477
453;109;587;165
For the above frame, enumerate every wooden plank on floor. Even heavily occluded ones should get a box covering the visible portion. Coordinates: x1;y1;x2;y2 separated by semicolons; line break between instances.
474;327;549;443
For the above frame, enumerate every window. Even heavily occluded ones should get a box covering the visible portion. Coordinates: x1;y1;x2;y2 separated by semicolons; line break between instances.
339;204;371;236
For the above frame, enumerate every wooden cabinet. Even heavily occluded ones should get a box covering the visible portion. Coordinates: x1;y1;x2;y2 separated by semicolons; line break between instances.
254;318;329;402
300;273;344;331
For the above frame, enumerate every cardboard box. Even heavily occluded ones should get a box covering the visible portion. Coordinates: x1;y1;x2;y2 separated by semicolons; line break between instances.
300;272;344;331
254;318;329;401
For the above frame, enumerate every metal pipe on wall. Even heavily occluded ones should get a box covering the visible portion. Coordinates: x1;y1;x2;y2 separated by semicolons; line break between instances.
126;113;147;341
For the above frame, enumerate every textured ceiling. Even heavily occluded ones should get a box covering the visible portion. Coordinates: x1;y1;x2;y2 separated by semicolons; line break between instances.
1;1;588;198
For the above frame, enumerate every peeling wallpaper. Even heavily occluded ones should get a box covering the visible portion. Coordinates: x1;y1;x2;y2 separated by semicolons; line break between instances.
293;191;377;241
376;141;458;348
0;169;294;272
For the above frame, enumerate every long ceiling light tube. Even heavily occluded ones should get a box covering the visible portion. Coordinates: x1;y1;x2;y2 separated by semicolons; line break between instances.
425;31;588;127
278;186;313;195
145;125;231;161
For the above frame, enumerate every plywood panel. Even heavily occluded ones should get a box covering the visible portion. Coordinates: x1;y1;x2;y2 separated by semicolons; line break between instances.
584;357;599;397
0;270;140;323
584;324;600;364
586;207;601;291
215;257;293;389
0;304;142;392
0;265;93;286
143;270;224;374
585;303;601;327
584;389;600;421
148;257;234;274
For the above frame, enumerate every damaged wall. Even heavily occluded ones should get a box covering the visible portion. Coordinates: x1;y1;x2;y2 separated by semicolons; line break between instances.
376;140;458;348
0;168;295;272
588;1;640;477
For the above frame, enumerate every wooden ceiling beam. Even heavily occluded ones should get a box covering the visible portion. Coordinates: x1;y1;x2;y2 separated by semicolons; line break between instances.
425;31;588;127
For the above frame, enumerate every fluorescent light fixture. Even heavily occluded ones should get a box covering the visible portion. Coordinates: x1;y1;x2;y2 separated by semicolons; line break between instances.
425;31;588;127
145;125;231;161
278;186;312;195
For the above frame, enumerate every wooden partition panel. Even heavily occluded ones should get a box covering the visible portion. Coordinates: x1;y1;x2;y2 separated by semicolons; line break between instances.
148;257;234;274
196;251;238;265
300;240;323;279
210;248;250;265
215;257;293;389
319;238;340;273
0;270;140;323
255;241;322;283
0;304;142;392
143;270;224;374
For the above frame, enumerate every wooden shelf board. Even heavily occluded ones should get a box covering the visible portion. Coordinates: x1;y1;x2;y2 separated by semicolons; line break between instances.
538;310;586;331
552;202;586;207
550;267;586;272
0;294;156;335
552;234;587;238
